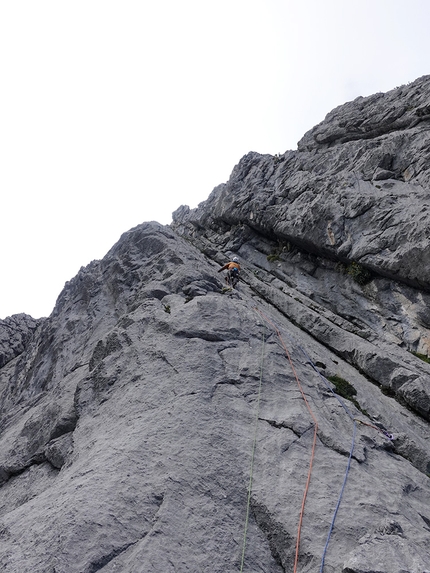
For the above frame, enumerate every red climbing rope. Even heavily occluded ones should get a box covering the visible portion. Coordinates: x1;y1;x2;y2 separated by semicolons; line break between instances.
354;418;394;440
254;307;318;573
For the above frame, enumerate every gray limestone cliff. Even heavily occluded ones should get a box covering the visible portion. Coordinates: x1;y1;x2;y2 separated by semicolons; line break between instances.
1;75;430;573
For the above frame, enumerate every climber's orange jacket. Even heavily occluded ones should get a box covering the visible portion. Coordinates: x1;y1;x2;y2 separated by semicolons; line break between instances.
218;262;241;273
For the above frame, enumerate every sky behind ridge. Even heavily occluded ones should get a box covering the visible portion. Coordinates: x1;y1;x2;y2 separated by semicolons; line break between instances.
2;0;430;318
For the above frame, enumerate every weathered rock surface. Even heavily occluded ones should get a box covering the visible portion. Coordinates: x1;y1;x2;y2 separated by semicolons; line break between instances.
1;77;430;573
176;75;430;289
0;313;42;369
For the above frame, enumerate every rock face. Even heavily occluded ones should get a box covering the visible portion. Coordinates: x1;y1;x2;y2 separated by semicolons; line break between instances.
1;76;430;573
0;313;42;369
178;75;430;290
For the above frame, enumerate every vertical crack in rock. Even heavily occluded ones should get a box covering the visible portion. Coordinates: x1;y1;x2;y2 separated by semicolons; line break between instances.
250;498;293;572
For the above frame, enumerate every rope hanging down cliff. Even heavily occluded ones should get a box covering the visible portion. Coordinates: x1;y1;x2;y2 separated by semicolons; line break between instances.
293;333;393;570
296;342;358;573
250;303;394;573
229;275;395;571
253;307;318;573
239;328;266;573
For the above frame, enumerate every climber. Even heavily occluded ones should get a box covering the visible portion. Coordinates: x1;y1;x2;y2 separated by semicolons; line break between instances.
218;257;241;288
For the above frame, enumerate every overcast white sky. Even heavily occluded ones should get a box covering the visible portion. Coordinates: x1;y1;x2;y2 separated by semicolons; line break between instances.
1;0;430;319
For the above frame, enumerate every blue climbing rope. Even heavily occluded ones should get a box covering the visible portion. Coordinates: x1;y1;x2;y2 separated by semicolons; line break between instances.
252;304;357;573
278;328;358;573
319;421;356;573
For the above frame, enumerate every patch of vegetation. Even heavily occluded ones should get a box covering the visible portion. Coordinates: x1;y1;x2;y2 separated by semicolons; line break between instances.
335;262;347;274
411;351;430;364
163;304;171;314
346;261;373;285
327;374;366;413
327;375;357;401
266;239;292;264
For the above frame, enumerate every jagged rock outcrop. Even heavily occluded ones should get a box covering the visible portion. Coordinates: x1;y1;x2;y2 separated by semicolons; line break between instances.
1;76;430;573
175;75;430;290
0;314;42;369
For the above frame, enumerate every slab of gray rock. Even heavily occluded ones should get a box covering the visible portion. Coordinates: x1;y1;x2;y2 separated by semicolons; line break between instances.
2;78;430;573
0;221;429;572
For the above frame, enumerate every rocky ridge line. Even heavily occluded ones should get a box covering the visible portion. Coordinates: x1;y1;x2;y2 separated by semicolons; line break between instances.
1;77;430;572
